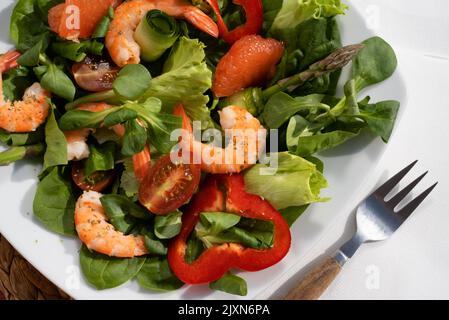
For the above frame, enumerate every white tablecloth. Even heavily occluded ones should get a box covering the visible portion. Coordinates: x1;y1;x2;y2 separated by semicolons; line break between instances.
267;0;449;300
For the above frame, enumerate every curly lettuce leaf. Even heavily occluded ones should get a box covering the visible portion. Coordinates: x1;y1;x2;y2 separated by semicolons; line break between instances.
270;0;348;34
141;37;214;128
244;152;329;210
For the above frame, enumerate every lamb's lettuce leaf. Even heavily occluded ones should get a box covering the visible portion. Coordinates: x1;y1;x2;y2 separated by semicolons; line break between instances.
194;212;274;250
210;272;247;296
120;158;140;198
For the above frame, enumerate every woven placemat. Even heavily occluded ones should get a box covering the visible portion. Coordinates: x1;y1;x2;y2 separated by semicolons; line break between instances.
0;235;70;300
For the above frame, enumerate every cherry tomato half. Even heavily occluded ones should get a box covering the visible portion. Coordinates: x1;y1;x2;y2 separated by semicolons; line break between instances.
139;154;201;215
72;55;119;92
71;161;116;192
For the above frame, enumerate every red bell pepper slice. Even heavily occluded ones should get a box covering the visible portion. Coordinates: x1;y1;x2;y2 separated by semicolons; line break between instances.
167;174;291;284
207;0;264;44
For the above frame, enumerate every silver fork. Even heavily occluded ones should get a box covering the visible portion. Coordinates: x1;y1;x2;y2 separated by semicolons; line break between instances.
284;160;438;300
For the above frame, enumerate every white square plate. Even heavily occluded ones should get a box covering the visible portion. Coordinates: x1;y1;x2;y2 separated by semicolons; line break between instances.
2;0;441;300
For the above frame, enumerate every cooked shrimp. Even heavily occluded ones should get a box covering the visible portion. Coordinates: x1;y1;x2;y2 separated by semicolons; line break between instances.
64;103;117;161
65;102;152;180
65;128;92;161
182;105;267;174
0;51;51;133
106;0;219;67
75;191;148;257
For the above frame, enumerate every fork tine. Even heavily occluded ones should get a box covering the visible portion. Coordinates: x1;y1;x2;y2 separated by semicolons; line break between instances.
387;171;428;208
397;182;438;218
373;160;418;198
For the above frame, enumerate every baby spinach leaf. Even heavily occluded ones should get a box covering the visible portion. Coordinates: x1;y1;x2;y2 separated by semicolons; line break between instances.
33;166;76;236
113;64;152;100
100;194;150;234
17;37;49;67
36;0;64;16
85;142;116;176
40;63;76;101
79;245;146;290
271;17;342;95
358;100;400;142
10;0;50;51
100;194;150;221
120;159;139;198
154;211;183;239
131;224;168;255
292;18;342;96
33;65;48;80
293;18;342;71
121;120;147;157
136;257;184;292
103;108;138;127
144;236;168;256
2;66;34;101
209;272;247;296
43;107;68;170
280;206;309;227
101;202;137;234
353;36;398;91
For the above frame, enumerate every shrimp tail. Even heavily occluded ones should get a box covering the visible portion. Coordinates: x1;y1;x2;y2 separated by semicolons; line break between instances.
183;7;219;38
0;51;21;73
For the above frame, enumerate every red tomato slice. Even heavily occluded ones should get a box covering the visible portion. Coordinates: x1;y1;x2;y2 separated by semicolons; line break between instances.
139;154;201;215
72;55;119;92
71;161;115;192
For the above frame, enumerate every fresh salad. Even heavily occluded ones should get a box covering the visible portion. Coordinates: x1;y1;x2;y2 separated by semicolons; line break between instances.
0;0;400;296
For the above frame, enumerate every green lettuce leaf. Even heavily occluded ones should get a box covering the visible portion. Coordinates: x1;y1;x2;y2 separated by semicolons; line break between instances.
244;152;329;210
120;158;139;199
270;0;348;34
141;37;213;128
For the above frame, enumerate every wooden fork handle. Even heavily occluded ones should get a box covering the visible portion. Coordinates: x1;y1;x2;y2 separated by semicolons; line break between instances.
284;256;342;300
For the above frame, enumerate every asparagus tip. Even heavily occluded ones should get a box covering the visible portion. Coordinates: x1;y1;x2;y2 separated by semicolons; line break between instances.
317;43;365;72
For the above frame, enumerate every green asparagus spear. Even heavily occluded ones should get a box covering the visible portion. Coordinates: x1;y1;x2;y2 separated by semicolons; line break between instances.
219;44;365;115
